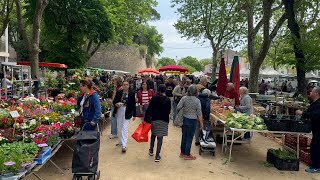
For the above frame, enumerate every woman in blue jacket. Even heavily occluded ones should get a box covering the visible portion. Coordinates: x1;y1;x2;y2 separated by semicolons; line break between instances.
77;79;102;131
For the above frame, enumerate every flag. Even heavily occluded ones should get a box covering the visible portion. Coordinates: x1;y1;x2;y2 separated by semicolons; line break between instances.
216;58;228;96
230;56;240;91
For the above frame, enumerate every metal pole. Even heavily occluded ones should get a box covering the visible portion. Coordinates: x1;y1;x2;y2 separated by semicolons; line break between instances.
5;26;9;62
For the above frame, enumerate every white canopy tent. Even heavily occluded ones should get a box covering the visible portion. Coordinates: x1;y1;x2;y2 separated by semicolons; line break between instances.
192;71;204;77
260;68;283;77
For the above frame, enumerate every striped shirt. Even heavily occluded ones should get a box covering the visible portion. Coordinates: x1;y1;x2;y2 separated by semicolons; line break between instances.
142;91;150;105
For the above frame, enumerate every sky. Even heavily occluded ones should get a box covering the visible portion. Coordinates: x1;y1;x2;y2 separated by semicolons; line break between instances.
149;0;212;61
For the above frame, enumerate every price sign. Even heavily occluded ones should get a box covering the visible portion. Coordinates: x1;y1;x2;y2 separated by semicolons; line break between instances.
10;111;20;118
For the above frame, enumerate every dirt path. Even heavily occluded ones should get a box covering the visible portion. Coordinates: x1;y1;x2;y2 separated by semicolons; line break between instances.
24;118;319;180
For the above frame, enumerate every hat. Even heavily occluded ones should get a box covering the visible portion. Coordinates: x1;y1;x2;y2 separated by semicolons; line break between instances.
202;88;211;96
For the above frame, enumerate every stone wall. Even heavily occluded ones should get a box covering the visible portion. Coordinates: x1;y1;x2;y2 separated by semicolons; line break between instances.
88;45;147;74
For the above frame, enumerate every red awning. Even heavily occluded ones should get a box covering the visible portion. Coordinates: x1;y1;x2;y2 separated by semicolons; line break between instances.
17;61;68;69
138;68;160;74
159;64;188;72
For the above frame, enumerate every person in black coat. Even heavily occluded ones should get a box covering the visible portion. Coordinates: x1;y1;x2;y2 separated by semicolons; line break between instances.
194;89;211;145
296;86;320;173
145;84;171;162
112;81;136;153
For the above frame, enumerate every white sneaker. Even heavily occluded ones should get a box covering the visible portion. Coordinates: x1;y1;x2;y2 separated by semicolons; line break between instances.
109;134;118;139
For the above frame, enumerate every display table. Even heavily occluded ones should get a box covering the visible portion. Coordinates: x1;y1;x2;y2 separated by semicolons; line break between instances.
221;120;312;164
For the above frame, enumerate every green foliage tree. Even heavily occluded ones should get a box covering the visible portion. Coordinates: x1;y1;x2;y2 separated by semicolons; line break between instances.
243;0;286;92
200;58;212;67
133;24;164;67
172;0;245;80
0;0;13;37
179;62;196;73
14;0;49;78
104;0;159;45
41;0;114;68
179;56;203;72
157;57;175;68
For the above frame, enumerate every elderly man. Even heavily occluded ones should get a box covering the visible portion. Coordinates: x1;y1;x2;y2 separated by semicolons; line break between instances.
222;83;240;106
296;87;320;173
196;77;208;93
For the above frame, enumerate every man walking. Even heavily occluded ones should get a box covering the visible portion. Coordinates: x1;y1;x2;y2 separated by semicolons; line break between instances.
296;87;320;173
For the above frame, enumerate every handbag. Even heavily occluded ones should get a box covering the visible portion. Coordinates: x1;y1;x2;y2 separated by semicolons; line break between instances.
174;109;184;127
131;121;152;142
135;104;142;116
174;98;184;127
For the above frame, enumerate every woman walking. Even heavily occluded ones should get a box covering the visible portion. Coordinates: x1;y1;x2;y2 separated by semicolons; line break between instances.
109;76;123;139
113;81;136;153
145;84;171;162
77;79;102;131
177;85;203;160
137;82;155;119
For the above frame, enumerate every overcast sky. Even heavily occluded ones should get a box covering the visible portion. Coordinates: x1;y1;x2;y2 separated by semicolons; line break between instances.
149;0;212;61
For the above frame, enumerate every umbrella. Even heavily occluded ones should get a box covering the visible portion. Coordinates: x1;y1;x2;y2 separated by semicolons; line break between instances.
216;58;228;96
138;68;160;75
230;56;240;92
159;64;188;72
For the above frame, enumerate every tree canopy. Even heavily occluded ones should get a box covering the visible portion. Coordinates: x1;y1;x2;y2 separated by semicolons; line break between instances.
156;57;175;68
178;56;203;72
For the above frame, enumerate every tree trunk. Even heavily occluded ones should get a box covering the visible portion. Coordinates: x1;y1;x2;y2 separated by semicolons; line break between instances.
246;2;256;92
283;0;307;96
211;48;218;81
29;0;48;78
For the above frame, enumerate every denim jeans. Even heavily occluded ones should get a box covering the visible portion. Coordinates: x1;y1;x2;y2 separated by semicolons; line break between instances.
111;106;117;135
143;105;149;120
150;135;163;157
172;101;177;122
180;117;197;156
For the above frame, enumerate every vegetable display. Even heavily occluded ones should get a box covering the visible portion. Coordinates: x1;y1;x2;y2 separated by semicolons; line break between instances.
226;113;267;130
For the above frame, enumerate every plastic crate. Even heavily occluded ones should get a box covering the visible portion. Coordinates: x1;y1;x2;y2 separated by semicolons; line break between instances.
299;149;312;166
274;157;299;171
284;134;309;149
265;118;291;131
34;147;51;165
267;150;276;165
291;120;312;133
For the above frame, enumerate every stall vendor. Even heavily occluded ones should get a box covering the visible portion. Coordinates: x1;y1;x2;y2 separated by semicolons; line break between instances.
235;87;253;115
222;83;240;106
296;86;320;173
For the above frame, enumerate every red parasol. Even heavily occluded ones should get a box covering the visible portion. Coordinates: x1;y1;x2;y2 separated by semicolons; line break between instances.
216;58;228;96
159;64;188;72
138;68;160;74
230;56;240;92
17;61;68;69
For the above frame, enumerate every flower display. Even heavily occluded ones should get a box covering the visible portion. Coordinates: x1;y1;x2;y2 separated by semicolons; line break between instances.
14;119;38;131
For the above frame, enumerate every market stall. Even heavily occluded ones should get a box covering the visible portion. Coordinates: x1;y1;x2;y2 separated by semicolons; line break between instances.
210;100;312;166
159;64;188;74
0;96;79;179
138;68;160;75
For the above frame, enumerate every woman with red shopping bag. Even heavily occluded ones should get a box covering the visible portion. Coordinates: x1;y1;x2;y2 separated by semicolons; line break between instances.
145;84;171;162
137;82;154;120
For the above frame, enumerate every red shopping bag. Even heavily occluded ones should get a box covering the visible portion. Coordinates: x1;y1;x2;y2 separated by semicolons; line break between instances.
131;121;152;142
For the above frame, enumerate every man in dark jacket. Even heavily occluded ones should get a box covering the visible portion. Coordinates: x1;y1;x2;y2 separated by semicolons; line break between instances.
296;86;320;173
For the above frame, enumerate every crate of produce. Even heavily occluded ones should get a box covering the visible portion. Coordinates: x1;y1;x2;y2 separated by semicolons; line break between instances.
274;157;299;171
291;118;312;133
299;149;312;166
264;115;292;131
267;149;276;165
34;147;51;165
